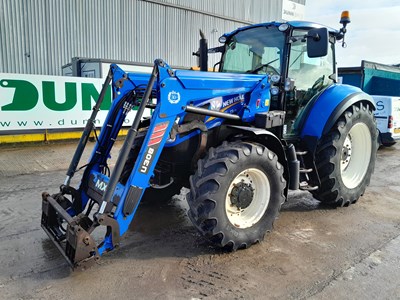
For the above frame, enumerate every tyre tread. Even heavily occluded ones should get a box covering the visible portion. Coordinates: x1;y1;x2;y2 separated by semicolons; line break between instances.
312;102;378;207
187;141;286;250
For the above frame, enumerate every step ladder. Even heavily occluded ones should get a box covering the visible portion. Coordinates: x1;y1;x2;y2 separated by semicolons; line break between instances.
296;150;318;191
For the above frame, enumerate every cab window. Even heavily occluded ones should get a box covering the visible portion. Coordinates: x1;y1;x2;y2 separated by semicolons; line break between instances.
284;29;335;137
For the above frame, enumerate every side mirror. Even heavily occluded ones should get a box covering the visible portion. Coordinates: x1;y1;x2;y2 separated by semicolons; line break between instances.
306;27;329;58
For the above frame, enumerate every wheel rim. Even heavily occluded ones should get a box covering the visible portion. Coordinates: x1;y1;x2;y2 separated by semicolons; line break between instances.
225;168;270;229
340;123;372;189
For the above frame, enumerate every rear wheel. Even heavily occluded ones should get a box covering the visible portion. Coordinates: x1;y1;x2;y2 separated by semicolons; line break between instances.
312;102;378;206
187;141;286;250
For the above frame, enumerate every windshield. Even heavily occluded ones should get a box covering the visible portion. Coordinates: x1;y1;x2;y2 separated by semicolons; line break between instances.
220;26;285;75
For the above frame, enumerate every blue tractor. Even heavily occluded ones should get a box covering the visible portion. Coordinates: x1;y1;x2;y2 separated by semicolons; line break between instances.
41;11;378;269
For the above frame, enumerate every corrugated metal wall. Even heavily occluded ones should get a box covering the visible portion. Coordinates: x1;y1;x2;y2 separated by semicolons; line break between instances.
0;0;305;75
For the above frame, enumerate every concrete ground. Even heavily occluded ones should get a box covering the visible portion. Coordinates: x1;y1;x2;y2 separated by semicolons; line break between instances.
0;140;399;299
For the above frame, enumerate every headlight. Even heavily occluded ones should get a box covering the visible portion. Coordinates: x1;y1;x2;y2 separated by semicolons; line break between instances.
270;87;280;96
270;74;281;83
284;78;295;92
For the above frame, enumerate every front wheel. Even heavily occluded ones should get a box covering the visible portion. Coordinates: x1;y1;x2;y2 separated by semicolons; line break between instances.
312;102;378;206
187;141;286;251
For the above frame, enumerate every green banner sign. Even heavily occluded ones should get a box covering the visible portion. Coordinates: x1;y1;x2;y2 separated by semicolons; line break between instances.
0;73;146;131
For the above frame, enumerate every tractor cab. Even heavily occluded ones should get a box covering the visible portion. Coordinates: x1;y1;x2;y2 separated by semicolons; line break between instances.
211;12;350;139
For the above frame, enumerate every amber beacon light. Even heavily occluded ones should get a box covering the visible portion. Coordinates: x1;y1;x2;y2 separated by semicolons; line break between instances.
340;11;351;25
338;10;350;47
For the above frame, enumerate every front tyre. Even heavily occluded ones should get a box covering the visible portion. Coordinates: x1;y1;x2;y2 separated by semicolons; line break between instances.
187;141;286;251
312;102;378;206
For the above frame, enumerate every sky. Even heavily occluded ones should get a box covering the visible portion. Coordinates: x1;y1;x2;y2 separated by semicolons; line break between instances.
304;0;400;67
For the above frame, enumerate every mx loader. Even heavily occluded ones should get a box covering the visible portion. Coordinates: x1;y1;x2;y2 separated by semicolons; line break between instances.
41;11;378;270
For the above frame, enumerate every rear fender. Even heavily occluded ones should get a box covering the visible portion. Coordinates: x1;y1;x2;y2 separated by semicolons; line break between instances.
300;84;376;151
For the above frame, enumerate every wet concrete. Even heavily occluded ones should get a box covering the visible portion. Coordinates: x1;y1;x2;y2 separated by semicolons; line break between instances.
0;142;399;299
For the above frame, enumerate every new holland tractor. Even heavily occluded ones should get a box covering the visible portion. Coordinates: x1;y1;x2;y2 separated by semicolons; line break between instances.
41;11;378;269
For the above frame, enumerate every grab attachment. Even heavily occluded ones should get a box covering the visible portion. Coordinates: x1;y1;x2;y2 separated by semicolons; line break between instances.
41;192;100;269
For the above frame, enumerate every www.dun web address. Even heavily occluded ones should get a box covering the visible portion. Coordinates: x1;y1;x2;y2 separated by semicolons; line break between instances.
0;119;133;127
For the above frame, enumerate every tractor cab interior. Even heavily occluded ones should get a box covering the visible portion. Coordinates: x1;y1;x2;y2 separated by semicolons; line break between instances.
283;29;336;137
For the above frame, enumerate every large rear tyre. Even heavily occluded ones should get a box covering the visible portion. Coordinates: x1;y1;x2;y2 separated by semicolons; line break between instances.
312;102;378;206
187;141;286;250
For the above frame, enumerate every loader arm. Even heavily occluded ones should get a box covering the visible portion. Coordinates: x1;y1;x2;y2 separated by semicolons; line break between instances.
41;59;269;269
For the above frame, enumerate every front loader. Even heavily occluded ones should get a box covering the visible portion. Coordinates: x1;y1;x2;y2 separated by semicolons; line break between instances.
41;11;378;270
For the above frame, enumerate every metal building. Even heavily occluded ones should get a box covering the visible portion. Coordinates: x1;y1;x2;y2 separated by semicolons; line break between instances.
0;0;306;76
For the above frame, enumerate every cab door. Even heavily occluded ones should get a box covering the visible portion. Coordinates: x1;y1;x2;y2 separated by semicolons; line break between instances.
283;29;336;138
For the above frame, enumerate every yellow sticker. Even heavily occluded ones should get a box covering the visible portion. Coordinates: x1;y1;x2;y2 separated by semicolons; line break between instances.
265;99;270;107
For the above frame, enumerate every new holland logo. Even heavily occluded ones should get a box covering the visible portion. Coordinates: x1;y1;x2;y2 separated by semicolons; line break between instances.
167;91;180;104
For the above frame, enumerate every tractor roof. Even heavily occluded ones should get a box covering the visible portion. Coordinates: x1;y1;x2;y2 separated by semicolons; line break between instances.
222;21;338;39
288;21;337;33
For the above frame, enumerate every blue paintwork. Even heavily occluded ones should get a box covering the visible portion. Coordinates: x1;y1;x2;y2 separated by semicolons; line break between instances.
68;58;374;257
72;45;376;255
88;171;126;254
300;84;366;139
89;171;125;201
111;63;270;240
76;66;153;213
243;76;271;122
69;48;372;258
75;61;272;255
175;70;265;90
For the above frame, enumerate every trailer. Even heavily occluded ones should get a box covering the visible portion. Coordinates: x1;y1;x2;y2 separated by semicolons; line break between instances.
339;60;400;146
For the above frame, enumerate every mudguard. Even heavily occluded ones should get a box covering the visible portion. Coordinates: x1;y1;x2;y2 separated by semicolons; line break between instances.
300;84;375;144
227;125;290;196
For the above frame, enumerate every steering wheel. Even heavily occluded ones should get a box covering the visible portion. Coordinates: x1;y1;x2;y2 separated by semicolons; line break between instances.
311;75;325;91
246;58;280;75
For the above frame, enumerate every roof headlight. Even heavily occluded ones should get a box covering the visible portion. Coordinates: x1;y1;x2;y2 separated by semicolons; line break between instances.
278;23;290;32
218;36;227;43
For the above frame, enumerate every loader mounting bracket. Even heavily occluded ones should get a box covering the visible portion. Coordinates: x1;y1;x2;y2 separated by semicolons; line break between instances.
41;192;103;270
